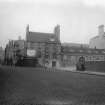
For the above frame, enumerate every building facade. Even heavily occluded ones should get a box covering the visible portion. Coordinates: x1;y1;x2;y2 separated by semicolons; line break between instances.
89;25;105;49
26;25;61;68
60;44;105;72
4;24;105;71
0;47;4;64
25;24;105;69
5;38;26;65
61;45;105;67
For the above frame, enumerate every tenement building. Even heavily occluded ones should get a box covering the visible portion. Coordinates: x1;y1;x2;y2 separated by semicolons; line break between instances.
26;25;61;68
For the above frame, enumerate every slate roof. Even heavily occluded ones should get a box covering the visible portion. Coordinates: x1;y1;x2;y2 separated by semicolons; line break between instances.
27;31;56;43
61;46;105;55
62;43;89;48
91;34;105;40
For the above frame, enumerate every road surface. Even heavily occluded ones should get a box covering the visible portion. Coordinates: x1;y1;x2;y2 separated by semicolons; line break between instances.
0;66;105;105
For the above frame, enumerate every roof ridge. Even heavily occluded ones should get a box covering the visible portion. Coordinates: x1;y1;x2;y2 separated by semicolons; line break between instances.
27;31;57;42
29;31;54;35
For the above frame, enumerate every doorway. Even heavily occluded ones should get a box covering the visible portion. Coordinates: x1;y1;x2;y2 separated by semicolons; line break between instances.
52;61;56;67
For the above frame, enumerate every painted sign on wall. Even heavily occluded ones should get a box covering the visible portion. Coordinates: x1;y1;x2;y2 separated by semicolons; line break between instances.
27;49;36;57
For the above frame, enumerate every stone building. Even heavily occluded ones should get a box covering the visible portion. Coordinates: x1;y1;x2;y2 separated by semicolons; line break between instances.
89;25;105;49
60;44;105;72
4;24;105;70
0;47;4;63
5;38;25;65
26;25;61;68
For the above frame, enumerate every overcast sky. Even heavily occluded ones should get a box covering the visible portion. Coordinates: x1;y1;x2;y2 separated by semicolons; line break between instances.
0;0;105;48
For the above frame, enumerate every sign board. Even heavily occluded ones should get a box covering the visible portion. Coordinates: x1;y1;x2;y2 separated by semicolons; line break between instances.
27;49;36;57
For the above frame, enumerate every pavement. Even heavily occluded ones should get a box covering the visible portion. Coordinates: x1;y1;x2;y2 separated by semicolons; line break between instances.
58;66;105;76
1;65;105;76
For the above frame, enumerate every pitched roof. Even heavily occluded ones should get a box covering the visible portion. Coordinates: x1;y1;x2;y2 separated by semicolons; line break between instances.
62;43;89;48
27;31;56;43
91;34;105;40
61;46;105;55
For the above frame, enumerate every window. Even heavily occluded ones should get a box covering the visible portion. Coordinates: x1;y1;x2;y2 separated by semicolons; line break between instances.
88;50;92;53
102;51;105;54
52;53;57;59
69;49;75;52
95;51;98;53
79;50;83;52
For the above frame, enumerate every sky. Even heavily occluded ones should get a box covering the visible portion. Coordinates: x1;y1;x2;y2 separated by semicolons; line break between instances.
1;0;105;48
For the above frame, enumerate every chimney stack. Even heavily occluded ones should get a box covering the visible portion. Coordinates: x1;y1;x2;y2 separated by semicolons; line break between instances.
98;25;104;36
26;24;29;41
18;36;21;40
54;25;60;42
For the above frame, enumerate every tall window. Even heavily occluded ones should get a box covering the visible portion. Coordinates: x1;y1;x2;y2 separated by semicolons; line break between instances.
52;52;57;59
